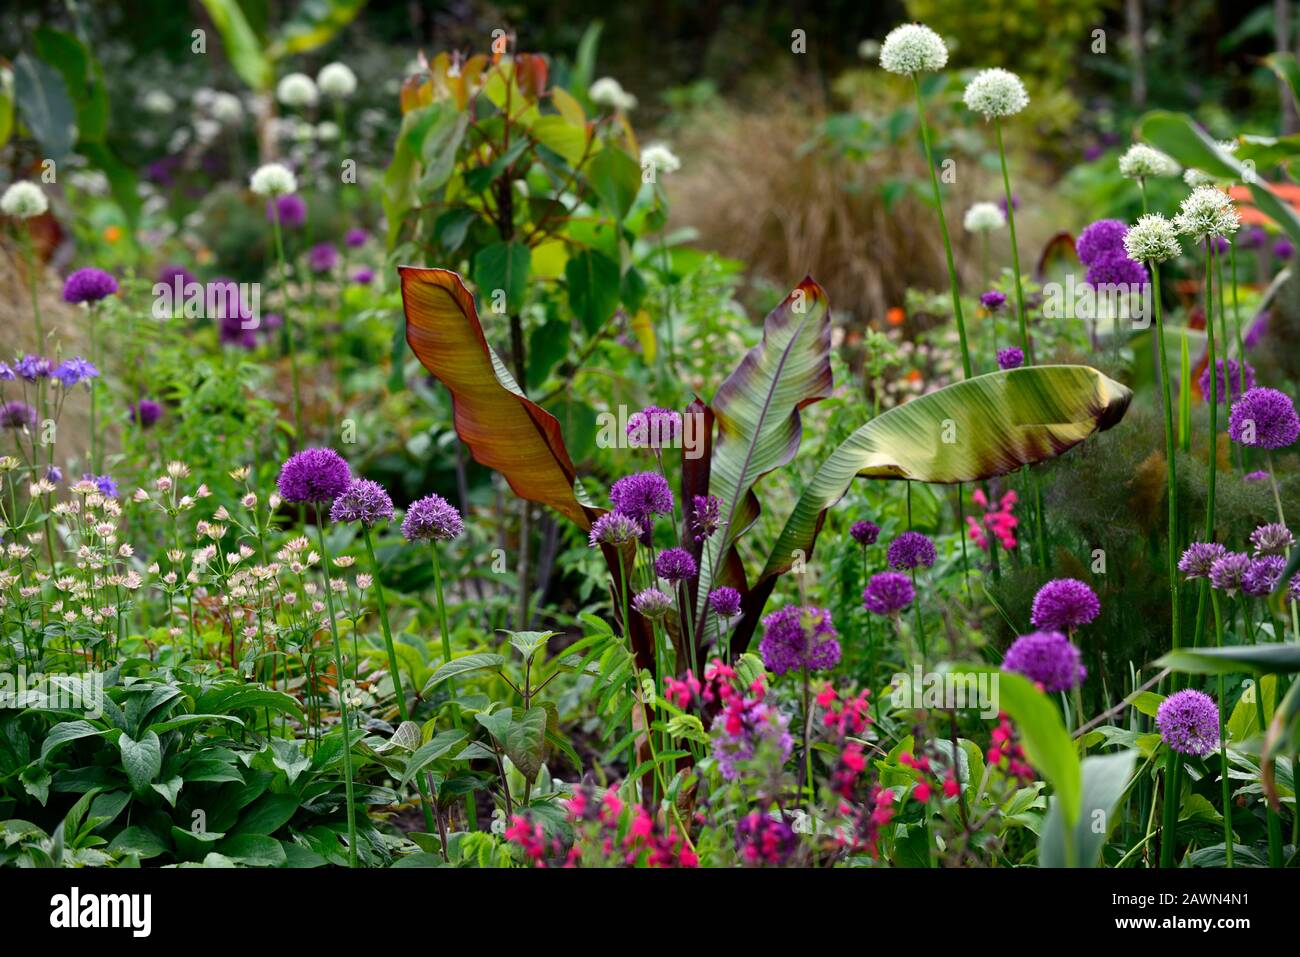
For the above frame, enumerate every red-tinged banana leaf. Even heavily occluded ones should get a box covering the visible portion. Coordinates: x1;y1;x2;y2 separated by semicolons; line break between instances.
695;277;832;627
729;364;1133;653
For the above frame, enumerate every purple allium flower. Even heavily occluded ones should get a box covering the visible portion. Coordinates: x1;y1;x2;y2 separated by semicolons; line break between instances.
1290;573;1300;603
734;811;797;866
690;494;724;542
329;478;395;526
1245;470;1270;482
626;406;682;449
62;267;119;304
850;520;880;546
401;493;464;542
887;531;936;570
588;510;643;547
709;586;742;619
351;268;374;285
862;572;914;616
267;194;307;229
759;605;841;676
1229;387;1300;449
51;357;99;387
1156;689;1219;756
1084;249;1148;287
1239;226;1266;250
1002;630;1087;692
980;290;1006;311
655;547;698;582
1242;556;1285;597
157;263;196;288
997;347;1024;370
1208;552;1251;593
1209;236;1230;255
219;312;258;349
277;448;352;504
632;587;673;619
1250;522;1294;557
1178;541;1227;578
129;398;162;428
609;471;674;532
1198;358;1255;405
0;401;37;429
308;243;338;273
260;312;284;333
1030;578;1100;631
345;227;369;248
711;699;792;781
1076;219;1128;265
1275;237;1294;260
84;473;118;497
14;355;51;380
999;194;1020;214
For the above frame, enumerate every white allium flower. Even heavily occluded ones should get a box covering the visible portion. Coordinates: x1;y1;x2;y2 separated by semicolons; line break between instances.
857;39;881;61
1183;168;1213;188
589;77;637;111
640;143;681;175
1123;214;1182;264
315;121;340;142
209;92;243;125
879;23;948;75
276;72;318;108
317;62;357;99
143;90;176;114
1174;185;1241;241
1118;144;1179;180
1;181;48;218
963;68;1029;120
963;201;1006;232
249;162;297;197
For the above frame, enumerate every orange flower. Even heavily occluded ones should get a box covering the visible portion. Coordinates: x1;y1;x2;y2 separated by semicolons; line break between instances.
886;307;905;326
907;369;923;384
103;225;122;243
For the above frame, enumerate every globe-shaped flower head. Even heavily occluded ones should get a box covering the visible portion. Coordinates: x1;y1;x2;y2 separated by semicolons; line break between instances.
1250;522;1294;557
1242;556;1285;597
277;448;352;504
963;202;1005;233
401;493;464;542
63;267;119;304
709;587;742;620
1076;219;1127;265
1122;213;1182;264
609;471;674;535
1156;689;1219;756
277;72;319;108
129;398;163;428
1174;186;1240;242
759;605;841;676
655;547;698;583
1228;387;1300;449
317;63;358;99
878;24;948;76
850;520;880;546
862;572;915;616
1029;578;1100;632
250;162;298;197
632;587;673;619
963;68;1029;120
330;478;395;527
588;510;643;548
1002;631;1087;692
1118;144;1179;180
1198;358;1254;405
1208;552;1251;593
997;347;1024;370
887;531;936;570
1178;541;1227;579
1;181;48;219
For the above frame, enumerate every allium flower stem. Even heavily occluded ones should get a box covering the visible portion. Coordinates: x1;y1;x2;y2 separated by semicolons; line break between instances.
1158;752;1182;868
1264;451;1300;642
21;230;43;346
994;121;1029;363
88;303;100;472
1150;264;1180;653
362;527;438;833
1213;249;1238;472
1203;243;1219;547
912;75;971;379
314;512;358;867
270;210;303;438
1209;590;1234;867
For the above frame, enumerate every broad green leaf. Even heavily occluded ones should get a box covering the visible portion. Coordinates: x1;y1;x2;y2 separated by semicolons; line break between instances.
40;720;105;762
473;241;531;315
1156;644;1300;675
422;653;506;694
1038;750;1138;867
108;826;168;860
215;832;287;867
533;114;588;166
400;730;468;785
586;146;641;221
14;52;76;161
1265;53;1300;117
198;0;272;91
505;707;548;784
505;630;558;660
565;249;621;335
269;0;366;59
119;731;162;795
237;793;299;836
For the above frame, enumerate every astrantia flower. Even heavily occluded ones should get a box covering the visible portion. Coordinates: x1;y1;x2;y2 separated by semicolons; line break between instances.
709;587;742;619
963;202;1005;233
1242;556;1285;597
0;401;36;430
1;181;48;219
308;243;338;273
878;23;948;75
267;194;306;228
862;572;914;616
632;587;673;619
641;143;681;176
317;62;357;99
277;72;319;108
1002;630;1086;692
1178;541;1227;578
962;68;1029;120
1029;578;1100;631
690;494;724;542
980;290;1007;311
1208;552;1251;593
1123;213;1182;264
1250;522;1294;557
887;531;936;570
330;478;395;526
759;605;841;676
63;267;119;303
249;162;298;197
1157;689;1219;756
997;347;1024;370
1198;358;1255;405
277;448;352;504
1118;144;1179;180
1076;219;1127;265
51;357;98;387
1174;186;1240;242
588;510;643;547
129;398;162;428
850;520;880;545
588;77;637;111
401;493;463;542
1228;387;1300;448
626;407;682;449
655;547;698;583
609;471;674;531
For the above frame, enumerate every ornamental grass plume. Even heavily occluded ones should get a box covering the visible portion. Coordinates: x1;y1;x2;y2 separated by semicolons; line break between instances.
1156;689;1219;756
1029;578;1100;632
1001;630;1086;692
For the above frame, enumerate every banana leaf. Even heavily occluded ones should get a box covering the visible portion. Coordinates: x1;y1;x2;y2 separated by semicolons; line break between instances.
731;365;1132;652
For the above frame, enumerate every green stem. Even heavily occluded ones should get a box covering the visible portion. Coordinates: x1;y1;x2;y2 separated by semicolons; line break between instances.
995;120;1030;363
1151;264;1180;655
1210;590;1233;867
1159;750;1182;868
271;211;303;439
